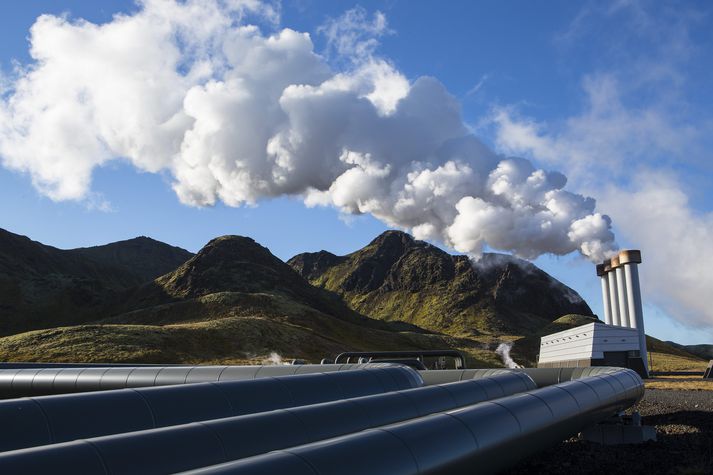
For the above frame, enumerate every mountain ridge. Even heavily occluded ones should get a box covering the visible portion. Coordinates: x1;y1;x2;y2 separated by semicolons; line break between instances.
0;228;192;335
1;226;701;371
288;230;592;337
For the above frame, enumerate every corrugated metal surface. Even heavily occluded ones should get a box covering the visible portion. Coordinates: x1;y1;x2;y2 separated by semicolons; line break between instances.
0;364;644;475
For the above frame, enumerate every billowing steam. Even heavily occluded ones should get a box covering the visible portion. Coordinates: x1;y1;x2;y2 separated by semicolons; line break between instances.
495;342;522;369
262;351;286;365
0;0;616;261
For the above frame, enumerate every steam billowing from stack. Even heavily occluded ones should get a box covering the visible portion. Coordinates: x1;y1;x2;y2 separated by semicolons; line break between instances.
0;1;616;261
596;250;648;372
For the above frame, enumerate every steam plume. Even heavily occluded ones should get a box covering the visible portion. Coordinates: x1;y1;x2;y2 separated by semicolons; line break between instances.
262;351;286;365
0;0;616;261
495;342;522;369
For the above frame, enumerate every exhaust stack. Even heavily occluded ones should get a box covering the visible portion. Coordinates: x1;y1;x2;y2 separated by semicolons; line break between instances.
596;250;648;374
596;263;613;325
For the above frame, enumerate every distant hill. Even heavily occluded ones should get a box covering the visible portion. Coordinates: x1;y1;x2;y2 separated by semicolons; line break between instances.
70;236;193;284
289;230;592;338
0;233;493;365
0;227;701;370
0;228;192;336
665;341;713;361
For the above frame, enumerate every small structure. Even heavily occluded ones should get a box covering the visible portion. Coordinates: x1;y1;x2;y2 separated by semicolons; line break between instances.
538;249;649;378
538;322;647;376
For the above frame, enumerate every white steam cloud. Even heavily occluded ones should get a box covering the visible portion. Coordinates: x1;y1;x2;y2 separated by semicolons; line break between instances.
0;0;616;261
495;342;522;369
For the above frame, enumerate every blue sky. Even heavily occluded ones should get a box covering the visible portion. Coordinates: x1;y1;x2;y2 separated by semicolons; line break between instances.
1;0;712;345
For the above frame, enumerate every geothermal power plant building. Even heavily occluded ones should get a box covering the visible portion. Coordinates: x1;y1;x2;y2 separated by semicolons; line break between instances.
538;250;649;377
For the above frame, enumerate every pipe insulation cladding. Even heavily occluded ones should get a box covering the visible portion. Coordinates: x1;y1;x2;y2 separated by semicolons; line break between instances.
0;366;422;453
0;373;536;474
419;366;634;387
0;367;642;475
177;367;643;475
0;363;421;399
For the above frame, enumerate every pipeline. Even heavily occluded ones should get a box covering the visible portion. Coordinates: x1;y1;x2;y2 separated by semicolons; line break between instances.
0;367;643;475
419;366;629;388
177;367;643;475
0;366;422;453
0;373;536;474
0;363;424;399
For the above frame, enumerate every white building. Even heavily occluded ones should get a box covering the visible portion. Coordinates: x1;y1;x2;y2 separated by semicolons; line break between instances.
537;250;649;377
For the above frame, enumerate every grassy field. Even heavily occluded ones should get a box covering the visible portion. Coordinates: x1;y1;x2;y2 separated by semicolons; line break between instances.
648;350;710;372
645;375;713;391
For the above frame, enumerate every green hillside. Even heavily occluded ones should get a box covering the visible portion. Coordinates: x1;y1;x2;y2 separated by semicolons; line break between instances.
289;231;592;338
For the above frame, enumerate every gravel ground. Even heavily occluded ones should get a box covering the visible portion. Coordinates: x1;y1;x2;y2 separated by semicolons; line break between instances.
505;389;713;475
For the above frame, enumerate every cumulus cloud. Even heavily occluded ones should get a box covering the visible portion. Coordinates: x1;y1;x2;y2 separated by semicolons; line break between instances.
0;0;616;262
490;1;713;332
599;173;713;329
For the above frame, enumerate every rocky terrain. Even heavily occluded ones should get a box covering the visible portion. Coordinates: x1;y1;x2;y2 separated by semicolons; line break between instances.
288;230;591;337
0;228;191;336
0;227;706;368
508;389;713;474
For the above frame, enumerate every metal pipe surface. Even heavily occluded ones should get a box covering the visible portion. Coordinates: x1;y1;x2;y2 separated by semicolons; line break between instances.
420;366;629;388
0;366;421;453
0;363;419;399
0;373;536;474
178;368;643;475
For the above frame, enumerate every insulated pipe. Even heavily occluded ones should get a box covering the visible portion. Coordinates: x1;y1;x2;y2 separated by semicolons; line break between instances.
0;363;418;399
614;261;631;327
0;366;422;453
606;259;621;326
177;368;643;475
596;263;613;325
420;366;628;388
620;250;648;374
0;373;537;474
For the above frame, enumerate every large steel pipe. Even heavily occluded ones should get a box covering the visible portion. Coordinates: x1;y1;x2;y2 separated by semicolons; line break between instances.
0;373;536;474
178;368;643;475
0;366;421;453
420;366;629;387
0;363;420;399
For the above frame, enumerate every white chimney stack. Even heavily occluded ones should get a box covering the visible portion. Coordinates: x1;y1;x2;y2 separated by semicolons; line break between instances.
612;256;631;328
619;250;648;373
606;260;621;326
596;263;613;325
595;250;648;374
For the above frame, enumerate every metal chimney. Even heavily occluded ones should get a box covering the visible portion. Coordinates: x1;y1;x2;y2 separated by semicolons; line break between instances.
605;259;621;326
612;256;631;328
619;250;648;373
596;263;613;325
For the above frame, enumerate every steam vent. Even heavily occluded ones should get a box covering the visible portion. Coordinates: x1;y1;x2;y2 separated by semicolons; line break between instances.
538;250;649;377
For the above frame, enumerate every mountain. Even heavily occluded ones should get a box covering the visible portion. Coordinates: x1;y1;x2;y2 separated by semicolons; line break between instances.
0;228;192;336
0;233;491;365
2;227;698;370
70;237;193;284
106;235;374;325
665;341;713;361
288;230;592;338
